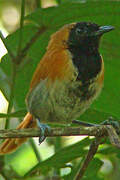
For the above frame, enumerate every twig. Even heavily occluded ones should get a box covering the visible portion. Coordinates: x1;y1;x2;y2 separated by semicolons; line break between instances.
0;126;107;139
15;26;47;64
74;137;102;180
1;26;47;128
0;22;47;66
54;137;62;176
0;124;119;179
5;63;17;129
0;170;11;180
105;125;120;148
36;0;41;8
56;0;61;4
0;109;26;118
29;139;41;162
17;0;25;57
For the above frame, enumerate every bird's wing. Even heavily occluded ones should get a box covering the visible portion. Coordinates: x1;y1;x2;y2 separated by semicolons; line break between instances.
30;49;77;91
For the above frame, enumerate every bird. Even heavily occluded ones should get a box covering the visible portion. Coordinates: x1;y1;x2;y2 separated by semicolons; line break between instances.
0;22;114;154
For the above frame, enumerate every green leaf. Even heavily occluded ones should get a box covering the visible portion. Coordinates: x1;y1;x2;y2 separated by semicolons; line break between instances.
0;1;119;178
64;158;103;180
63;160;82;180
25;1;119;28
0;1;120;119
25;1;120;119
0;24;47;108
83;158;103;180
0;109;26;118
5;143;39;176
25;138;91;176
79;108;119;125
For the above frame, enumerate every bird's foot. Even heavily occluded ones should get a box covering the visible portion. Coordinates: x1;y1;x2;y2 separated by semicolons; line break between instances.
101;117;120;135
37;118;51;144
72;117;120;134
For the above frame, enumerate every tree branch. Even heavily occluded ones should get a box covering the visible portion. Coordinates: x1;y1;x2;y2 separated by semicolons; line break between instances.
0;125;108;139
0;125;120;150
0;125;119;179
74;137;102;180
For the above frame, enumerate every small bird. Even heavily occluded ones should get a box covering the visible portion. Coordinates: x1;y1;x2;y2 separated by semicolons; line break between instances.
0;22;114;154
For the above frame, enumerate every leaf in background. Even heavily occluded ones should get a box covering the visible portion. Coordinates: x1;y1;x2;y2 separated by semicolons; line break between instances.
79;108;119;125
0;1;120;179
63;160;82;180
82;158;103;180
5;143;39;176
25;1;120;119
0;1;119;119
64;158;103;180
0;25;47;108
25;138;91;176
0;109;26;118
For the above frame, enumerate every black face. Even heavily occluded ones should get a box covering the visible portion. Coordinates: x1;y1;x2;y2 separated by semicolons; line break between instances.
67;22;114;83
71;22;99;38
68;22;114;52
68;22;99;48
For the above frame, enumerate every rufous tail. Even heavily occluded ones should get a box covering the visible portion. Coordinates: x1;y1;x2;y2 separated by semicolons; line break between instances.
0;112;37;154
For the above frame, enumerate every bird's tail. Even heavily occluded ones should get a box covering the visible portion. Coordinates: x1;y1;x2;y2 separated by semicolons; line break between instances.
0;112;37;154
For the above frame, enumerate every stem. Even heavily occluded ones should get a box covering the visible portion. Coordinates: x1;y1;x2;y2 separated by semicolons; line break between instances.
5;63;17;129
29;139;41;162
0;109;26;118
36;0;41;8
1;170;11;180
0;31;17;130
16;26;47;65
56;0;61;4
74;137;102;180
55;137;62;153
17;0;25;58
54;137;62;175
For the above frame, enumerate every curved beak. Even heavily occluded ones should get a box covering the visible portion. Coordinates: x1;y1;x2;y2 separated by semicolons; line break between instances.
96;25;114;36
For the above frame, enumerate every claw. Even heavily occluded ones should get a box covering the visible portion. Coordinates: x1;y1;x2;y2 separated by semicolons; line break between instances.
101;117;120;135
37;118;51;144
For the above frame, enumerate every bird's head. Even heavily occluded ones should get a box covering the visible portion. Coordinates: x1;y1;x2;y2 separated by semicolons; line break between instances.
68;22;114;52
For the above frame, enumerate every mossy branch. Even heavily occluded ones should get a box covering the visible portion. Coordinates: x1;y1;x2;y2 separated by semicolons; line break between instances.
0;125;110;139
0;124;120;180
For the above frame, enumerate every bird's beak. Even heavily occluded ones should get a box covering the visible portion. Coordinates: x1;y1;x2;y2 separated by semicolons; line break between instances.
96;25;114;36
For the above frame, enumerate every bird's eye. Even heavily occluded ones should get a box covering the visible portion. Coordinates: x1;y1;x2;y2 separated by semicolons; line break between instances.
75;28;82;35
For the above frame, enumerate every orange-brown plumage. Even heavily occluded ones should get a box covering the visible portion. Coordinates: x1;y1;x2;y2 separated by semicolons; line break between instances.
30;24;75;89
0;22;114;154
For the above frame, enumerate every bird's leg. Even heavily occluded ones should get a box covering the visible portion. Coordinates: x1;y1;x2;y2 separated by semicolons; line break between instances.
72;120;99;127
37;118;51;144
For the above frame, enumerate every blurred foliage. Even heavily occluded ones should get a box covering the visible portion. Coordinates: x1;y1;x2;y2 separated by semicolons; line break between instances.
0;0;120;180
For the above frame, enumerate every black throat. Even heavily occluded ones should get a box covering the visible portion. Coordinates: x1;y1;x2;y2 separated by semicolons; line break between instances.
68;38;102;83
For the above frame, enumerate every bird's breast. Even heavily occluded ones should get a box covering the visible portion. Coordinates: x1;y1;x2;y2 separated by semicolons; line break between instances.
26;71;103;124
26;48;104;124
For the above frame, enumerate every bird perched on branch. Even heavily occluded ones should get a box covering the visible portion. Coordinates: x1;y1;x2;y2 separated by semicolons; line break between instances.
0;22;114;154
